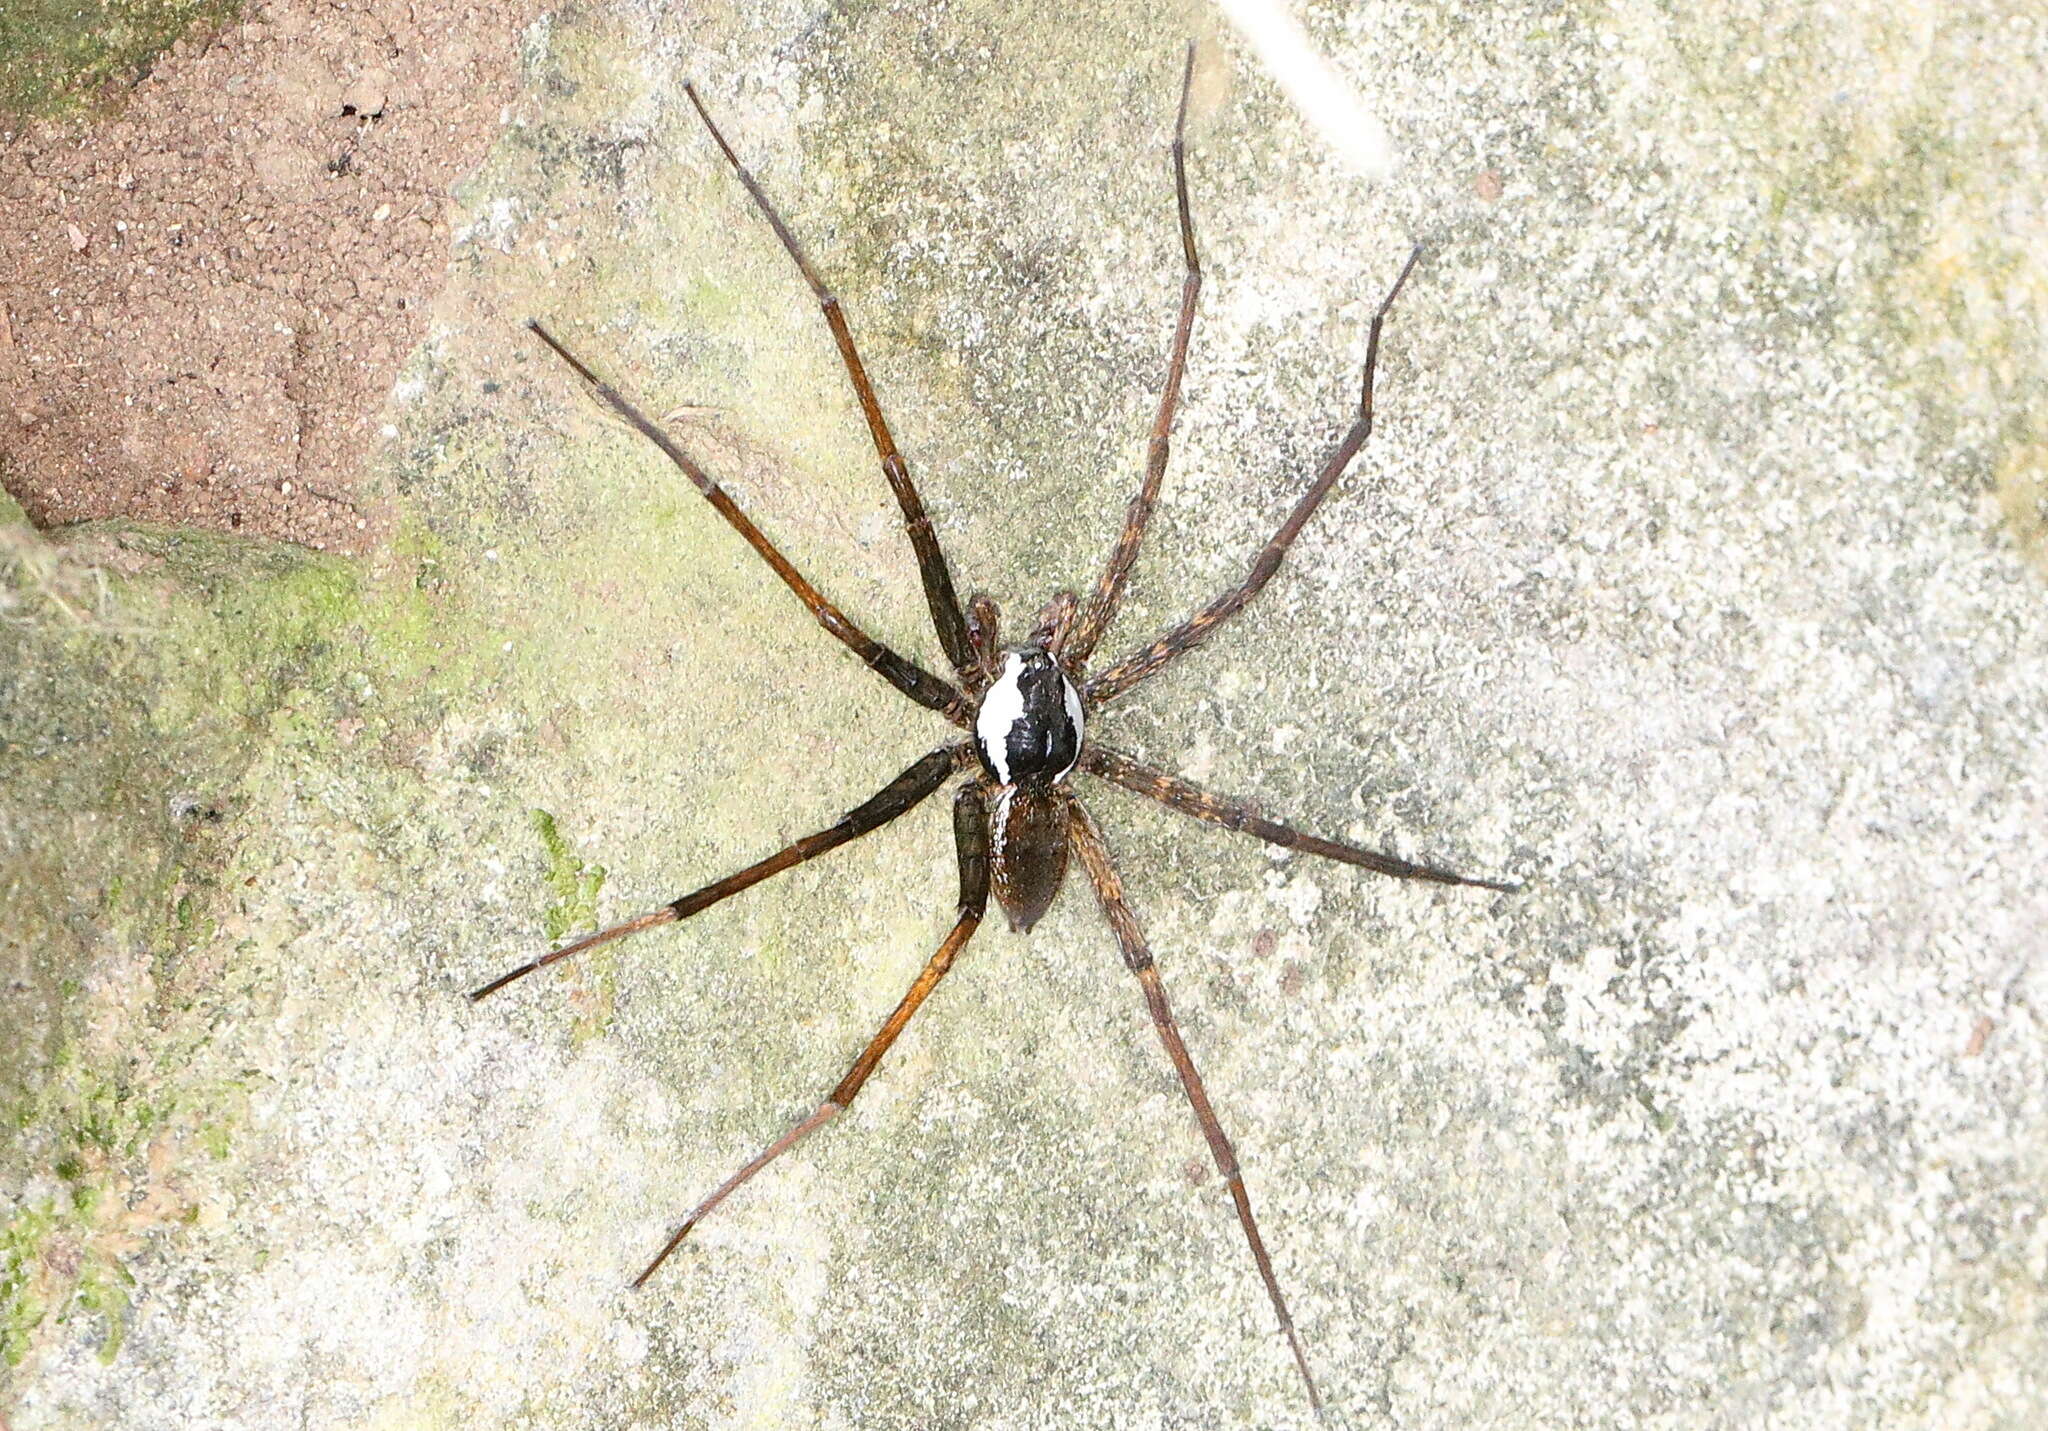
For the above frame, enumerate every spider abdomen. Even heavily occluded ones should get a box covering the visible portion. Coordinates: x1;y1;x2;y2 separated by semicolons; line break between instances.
987;782;1072;932
974;647;1083;786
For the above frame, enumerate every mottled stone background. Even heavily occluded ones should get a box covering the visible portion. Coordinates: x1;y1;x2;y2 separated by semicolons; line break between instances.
5;1;2045;1427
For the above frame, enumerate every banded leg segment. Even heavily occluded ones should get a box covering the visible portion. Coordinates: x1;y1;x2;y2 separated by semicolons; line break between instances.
527;322;964;720
1085;245;1424;707
634;782;992;1286
1067;800;1323;1413
684;84;976;680
1066;42;1202;668
469;745;963;1001
1083;744;1514;892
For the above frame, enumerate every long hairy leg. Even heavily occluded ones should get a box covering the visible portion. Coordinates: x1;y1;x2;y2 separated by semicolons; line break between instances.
1067;799;1324;1413
1085;245;1423;707
1065;43;1202;669
470;745;965;1001
527;322;965;721
634;781;991;1285
683;84;976;679
1083;744;1514;892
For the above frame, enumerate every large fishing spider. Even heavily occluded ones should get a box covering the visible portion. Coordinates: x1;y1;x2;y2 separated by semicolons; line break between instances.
473;45;1513;1414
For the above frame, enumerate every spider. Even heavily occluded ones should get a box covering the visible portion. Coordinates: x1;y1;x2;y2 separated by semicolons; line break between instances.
472;44;1513;1415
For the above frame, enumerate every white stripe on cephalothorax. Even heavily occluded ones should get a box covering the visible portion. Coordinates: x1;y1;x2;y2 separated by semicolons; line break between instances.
976;651;1028;786
1061;671;1086;773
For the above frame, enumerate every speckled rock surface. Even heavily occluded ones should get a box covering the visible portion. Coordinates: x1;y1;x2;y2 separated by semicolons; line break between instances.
5;2;2045;1427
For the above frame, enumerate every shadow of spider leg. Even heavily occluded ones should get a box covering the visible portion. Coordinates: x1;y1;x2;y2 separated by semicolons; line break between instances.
634;782;991;1286
1082;745;1516;892
1067;799;1325;1415
468;745;964;1001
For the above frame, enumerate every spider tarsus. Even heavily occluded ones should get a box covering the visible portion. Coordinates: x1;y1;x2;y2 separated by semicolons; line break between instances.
631;1224;694;1289
1384;242;1424;307
1425;867;1518;894
467;964;534;1002
525;319;601;390
1287;1329;1325;1416
470;907;682;1002
681;82;737;167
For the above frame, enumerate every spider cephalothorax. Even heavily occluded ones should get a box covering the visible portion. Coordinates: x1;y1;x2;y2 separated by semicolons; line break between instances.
475;45;1515;1416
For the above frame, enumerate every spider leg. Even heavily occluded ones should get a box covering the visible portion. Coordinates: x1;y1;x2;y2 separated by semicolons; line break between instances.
1084;245;1424;707
1083;744;1514;892
634;781;991;1286
527;323;965;721
469;744;966;1001
683;84;977;681
1067;799;1324;1415
1064;43;1201;668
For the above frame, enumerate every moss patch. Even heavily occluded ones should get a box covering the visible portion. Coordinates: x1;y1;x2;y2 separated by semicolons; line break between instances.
0;0;241;120
530;808;606;945
0;516;441;1373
